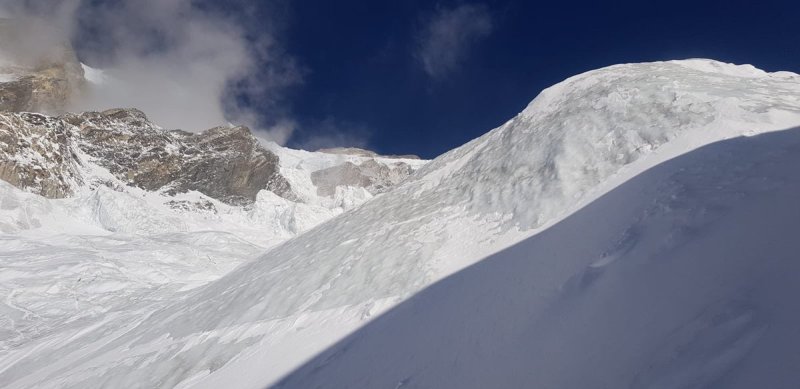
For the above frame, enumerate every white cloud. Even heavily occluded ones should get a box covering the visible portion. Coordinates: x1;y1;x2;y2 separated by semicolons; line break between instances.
294;117;371;152
262;118;297;146
415;3;493;79
0;0;301;144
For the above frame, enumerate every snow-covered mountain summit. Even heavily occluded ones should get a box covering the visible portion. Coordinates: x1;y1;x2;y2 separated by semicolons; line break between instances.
279;61;800;388
2;59;799;388
283;116;800;389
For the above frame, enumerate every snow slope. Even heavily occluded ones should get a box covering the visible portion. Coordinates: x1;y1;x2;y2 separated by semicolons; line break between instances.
0;129;424;387
2;59;800;388
279;126;800;389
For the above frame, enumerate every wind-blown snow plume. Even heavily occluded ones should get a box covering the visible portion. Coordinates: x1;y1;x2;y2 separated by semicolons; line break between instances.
0;0;301;142
295;117;372;151
415;3;493;79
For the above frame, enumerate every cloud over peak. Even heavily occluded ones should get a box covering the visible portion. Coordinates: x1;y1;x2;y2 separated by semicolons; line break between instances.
415;3;493;79
0;0;302;143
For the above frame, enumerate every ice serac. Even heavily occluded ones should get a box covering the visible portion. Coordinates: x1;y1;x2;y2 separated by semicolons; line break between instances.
3;59;800;389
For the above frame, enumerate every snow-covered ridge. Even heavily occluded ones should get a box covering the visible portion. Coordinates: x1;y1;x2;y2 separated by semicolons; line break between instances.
3;59;800;388
415;58;800;231
281;121;800;389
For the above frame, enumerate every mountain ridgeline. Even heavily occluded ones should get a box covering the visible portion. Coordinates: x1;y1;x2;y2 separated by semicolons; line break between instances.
4;16;800;388
0;19;422;208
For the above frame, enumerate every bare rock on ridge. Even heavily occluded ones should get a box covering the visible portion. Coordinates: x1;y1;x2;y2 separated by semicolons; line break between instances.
0;108;297;205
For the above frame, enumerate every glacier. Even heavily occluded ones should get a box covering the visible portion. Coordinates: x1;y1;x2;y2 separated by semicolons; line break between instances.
1;59;800;388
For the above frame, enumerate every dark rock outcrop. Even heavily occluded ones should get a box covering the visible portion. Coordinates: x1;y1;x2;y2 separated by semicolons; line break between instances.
69;109;297;205
311;159;414;197
0;108;297;205
168;125;296;205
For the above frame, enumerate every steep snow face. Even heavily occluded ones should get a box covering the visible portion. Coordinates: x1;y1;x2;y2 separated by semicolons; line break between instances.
413;59;800;232
280;126;800;389
3;60;800;388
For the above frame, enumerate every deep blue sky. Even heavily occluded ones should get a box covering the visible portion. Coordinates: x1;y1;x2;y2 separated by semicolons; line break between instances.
278;0;800;158
76;0;800;158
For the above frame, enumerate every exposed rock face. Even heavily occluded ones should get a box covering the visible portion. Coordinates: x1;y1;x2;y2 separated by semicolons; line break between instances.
311;159;414;197
0;20;422;207
66;109;297;205
0;108;296;205
172;126;296;204
0;19;86;114
0;112;83;198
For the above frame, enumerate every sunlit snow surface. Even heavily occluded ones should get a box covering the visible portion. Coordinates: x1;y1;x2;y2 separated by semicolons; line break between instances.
281;126;800;389
2;59;800;388
0;136;424;388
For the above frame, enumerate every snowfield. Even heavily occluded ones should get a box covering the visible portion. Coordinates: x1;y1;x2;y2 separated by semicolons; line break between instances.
2;59;800;388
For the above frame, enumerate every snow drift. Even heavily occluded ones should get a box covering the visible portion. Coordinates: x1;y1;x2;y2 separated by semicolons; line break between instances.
2;59;800;388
